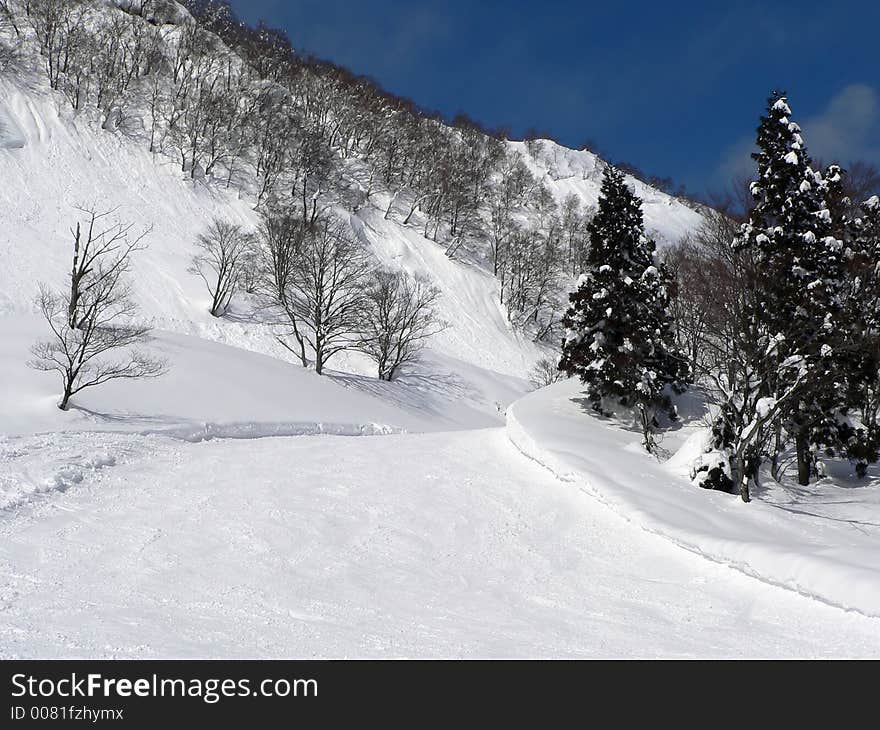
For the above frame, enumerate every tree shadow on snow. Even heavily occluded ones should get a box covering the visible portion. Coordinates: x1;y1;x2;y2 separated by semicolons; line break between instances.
329;365;481;423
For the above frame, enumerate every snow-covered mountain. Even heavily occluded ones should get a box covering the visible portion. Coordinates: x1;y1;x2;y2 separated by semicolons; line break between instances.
3;0;878;659
509;138;704;245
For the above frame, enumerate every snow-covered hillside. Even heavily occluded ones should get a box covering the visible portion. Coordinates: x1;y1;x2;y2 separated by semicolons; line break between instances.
0;66;702;429
0;75;540;430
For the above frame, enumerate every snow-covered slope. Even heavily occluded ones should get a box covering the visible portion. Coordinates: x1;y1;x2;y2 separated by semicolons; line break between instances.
508;139;704;246
0;317;434;439
3;16;880;659
0;66;705;430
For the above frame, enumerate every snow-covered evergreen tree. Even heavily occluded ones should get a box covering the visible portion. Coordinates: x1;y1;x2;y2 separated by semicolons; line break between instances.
734;92;845;485
837;194;880;474
559;166;689;449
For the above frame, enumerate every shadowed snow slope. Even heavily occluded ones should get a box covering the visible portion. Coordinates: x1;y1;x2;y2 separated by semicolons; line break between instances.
507;379;880;618
0;100;25;149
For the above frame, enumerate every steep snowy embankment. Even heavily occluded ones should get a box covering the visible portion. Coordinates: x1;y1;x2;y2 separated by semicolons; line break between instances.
507;379;880;618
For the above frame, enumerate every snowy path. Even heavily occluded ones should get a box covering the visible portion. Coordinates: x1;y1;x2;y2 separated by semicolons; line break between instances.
1;428;879;658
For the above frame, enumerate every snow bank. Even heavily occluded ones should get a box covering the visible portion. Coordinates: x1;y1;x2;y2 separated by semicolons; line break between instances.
151;420;402;442
507;378;880;617
0;319;432;436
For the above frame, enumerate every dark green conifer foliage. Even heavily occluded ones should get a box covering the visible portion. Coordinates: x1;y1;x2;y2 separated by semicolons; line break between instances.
735;92;845;485
559;166;688;448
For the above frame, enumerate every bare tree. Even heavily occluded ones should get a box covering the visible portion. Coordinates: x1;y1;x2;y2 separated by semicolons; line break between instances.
488;150;533;278
258;213;370;374
285;126;335;228
67;206;150;329
25;0;86;91
285;217;370;374
663;216;739;369
0;0;19;70
257;209;308;367
359;269;444;381
665;203;807;501
29;220;165;410
560;192;590;275
529;355;567;390
189;219;253;317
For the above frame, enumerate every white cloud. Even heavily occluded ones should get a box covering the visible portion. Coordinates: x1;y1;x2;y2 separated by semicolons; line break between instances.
716;135;758;183
802;83;879;164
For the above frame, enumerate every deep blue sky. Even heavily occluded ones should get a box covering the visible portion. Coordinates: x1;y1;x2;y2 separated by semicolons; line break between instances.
230;0;880;198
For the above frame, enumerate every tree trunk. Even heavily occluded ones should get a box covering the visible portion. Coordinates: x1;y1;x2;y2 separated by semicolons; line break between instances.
796;431;811;486
210;288;223;317
732;459;750;503
638;405;654;453
68;223;81;328
770;427;783;482
59;383;72;411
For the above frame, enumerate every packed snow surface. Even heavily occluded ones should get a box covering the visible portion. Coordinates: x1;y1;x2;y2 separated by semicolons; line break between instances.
3;428;880;658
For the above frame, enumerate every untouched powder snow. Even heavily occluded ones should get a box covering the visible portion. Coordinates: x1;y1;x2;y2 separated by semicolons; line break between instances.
0;316;515;442
507;379;880;618
3;428;880;658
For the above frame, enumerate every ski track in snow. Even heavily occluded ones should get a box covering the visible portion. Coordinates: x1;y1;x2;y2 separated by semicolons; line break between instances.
1;427;880;658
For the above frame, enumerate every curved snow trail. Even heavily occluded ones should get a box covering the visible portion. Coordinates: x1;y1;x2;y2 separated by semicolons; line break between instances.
1;429;879;658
